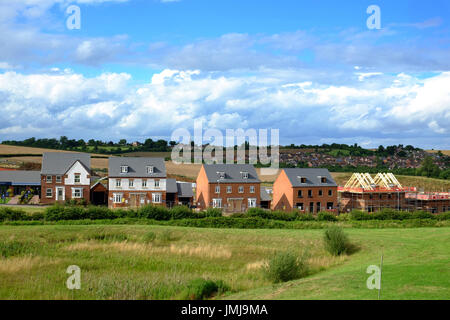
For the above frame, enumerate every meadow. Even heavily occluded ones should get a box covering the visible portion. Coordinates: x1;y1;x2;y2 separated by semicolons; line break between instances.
0;224;448;300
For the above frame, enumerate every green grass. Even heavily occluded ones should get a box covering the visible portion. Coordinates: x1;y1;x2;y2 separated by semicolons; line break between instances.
0;225;448;300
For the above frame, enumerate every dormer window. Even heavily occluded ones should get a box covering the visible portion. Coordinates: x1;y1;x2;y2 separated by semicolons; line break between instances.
298;176;307;184
241;171;249;179
217;172;225;179
120;166;129;173
146;166;154;174
321;177;327;183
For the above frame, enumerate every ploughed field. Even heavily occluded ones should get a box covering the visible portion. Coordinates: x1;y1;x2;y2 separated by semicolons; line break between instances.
0;225;448;299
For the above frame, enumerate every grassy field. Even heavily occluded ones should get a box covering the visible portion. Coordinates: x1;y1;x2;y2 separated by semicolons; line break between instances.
0;225;448;300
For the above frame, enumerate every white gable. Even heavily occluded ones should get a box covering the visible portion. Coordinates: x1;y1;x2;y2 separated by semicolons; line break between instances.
65;160;90;185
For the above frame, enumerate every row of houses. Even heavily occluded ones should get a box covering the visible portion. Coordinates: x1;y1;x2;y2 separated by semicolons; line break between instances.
1;152;448;213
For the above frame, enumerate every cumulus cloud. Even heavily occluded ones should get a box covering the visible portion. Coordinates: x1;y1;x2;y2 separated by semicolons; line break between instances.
0;69;449;148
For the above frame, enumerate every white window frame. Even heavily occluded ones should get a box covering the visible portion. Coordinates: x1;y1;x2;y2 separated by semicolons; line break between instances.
116;179;121;188
129;179;134;188
113;193;123;204
120;166;128;173
146;166;154;174
142;180;147;188
74;173;81;184
46;188;52;198
227;186;232;193
212;198;222;208
46;175;52;183
238;186;244;193
250;186;255;193
242;172;249;179
56;175;62;183
154;180;160;188
152;193;162;204
215;186;220;194
248;198;257;208
72;188;83;199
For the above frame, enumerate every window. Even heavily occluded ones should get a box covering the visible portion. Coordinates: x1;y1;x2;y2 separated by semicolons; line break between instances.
129;180;134;188
116;179;121;187
120;166;128;173
227;186;232;193
113;193;123;203
72;188;83;198
328;190;333;196
318;190;323;196
379;194;383;199
308;190;313;198
238;186;244;193
142;180;147;188
296;203;304;210
46;188;52;198
217;172;225;179
316;202;321;211
215;186;220;194
152;193;162;203
248;198;257;208
241;172;249;179
309;202;314;213
146;166;154;174
46;175;52;183
154;180;160;188
298;177;306;183
56;176;62;183
327;202;334;210
212;198;222;208
321;177;327;183
297;190;303;198
250;186;255;193
74;174;81;184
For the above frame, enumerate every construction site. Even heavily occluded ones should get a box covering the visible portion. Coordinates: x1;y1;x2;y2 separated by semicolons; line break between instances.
338;173;450;213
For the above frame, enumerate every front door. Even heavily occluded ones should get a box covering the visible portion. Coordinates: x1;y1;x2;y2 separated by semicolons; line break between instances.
228;199;243;213
130;194;138;208
56;187;65;201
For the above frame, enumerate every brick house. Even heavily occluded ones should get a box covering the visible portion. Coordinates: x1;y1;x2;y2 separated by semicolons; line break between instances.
108;157;168;208
272;168;338;213
40;152;91;204
195;164;261;213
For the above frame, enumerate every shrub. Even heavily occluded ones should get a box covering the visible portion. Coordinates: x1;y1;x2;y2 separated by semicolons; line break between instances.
350;210;372;221
324;226;350;256
170;206;193;219
138;205;171;220
317;211;337;221
179;278;229;300
296;212;316;221
203;208;222;217
0;207;27;221
263;251;308;283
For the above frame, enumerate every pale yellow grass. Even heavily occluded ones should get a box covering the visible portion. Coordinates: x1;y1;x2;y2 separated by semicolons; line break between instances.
0;144;105;157
0;256;61;273
66;241;232;259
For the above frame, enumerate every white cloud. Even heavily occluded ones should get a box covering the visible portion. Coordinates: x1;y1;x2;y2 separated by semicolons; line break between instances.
0;69;449;148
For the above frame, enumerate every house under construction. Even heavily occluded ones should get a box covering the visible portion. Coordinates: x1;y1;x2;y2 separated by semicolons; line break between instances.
338;173;415;212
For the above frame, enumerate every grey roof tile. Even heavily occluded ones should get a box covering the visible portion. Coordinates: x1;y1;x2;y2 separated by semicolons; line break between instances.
203;164;260;183
41;152;90;175
176;182;193;198
282;168;337;187
0;170;41;185
108;157;166;177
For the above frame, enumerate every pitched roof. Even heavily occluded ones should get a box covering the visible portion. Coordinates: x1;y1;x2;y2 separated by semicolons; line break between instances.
202;164;260;183
108;157;166;177
166;178;178;193
260;186;272;201
177;181;193;198
41;152;91;175
282;168;337;187
0;170;41;185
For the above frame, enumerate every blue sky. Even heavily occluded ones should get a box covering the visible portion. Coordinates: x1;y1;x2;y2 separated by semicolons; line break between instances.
0;0;449;148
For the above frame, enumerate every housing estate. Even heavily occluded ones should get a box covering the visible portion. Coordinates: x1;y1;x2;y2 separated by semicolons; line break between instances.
40;152;91;204
272;168;338;212
195;164;262;213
